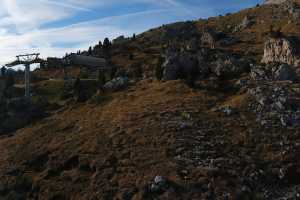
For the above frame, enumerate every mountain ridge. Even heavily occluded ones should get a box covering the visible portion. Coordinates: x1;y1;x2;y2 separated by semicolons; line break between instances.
264;0;287;4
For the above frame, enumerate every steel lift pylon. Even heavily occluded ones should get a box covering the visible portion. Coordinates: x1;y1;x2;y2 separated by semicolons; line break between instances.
5;53;41;99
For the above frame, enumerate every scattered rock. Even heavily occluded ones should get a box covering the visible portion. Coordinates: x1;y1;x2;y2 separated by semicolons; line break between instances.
211;56;250;78
251;63;298;81
151;176;167;193
283;0;300;20
280;112;300;127
142;176;173;198
220;106;237;116
104;77;129;92
248;82;300;127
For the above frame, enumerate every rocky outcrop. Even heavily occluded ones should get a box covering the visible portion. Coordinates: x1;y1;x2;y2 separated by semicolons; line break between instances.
211;56;250;78
285;0;300;19
160;21;198;41
103;77;129;92
234;15;255;32
248;82;300;127
162;49;203;81
265;0;300;19
185;38;198;52
248;61;300;127
261;37;300;66
162;46;251;81
264;0;287;4
200;30;216;49
250;63;298;81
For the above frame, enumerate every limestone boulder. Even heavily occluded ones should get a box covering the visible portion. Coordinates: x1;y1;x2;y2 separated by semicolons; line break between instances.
248;82;300;127
162;48;210;81
261;37;300;66
162;56;181;80
234;15;255;32
200;30;217;49
211;56;250;79
104;77;129;92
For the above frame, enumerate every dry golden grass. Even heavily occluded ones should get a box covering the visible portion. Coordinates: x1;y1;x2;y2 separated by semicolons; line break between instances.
2;2;300;199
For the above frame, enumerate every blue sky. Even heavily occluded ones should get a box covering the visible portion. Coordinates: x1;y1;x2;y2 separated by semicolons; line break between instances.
0;0;262;66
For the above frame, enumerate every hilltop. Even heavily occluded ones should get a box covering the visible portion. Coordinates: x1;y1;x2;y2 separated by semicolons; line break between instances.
264;0;287;4
1;1;300;199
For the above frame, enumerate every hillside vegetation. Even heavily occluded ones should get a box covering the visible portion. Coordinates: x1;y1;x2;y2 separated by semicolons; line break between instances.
1;1;300;199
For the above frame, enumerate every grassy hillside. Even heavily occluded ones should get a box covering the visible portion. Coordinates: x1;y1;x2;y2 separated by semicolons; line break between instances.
1;1;300;199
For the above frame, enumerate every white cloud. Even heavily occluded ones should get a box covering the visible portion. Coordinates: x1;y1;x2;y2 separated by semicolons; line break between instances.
0;0;249;67
0;9;180;65
1;0;87;33
39;0;93;12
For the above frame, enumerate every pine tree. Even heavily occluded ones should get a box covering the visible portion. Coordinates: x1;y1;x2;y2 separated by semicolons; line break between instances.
103;38;111;50
88;46;92;55
1;67;6;76
103;38;111;59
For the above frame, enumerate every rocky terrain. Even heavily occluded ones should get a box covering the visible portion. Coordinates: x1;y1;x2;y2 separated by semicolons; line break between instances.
1;0;300;199
265;0;288;4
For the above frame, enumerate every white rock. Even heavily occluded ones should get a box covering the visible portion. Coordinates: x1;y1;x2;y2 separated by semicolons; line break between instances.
261;37;299;66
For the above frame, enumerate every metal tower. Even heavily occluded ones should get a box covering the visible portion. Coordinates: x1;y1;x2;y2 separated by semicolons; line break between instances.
6;53;41;99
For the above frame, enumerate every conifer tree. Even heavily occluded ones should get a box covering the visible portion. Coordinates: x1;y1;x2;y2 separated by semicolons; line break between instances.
103;38;111;60
1;67;6;76
88;46;93;55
